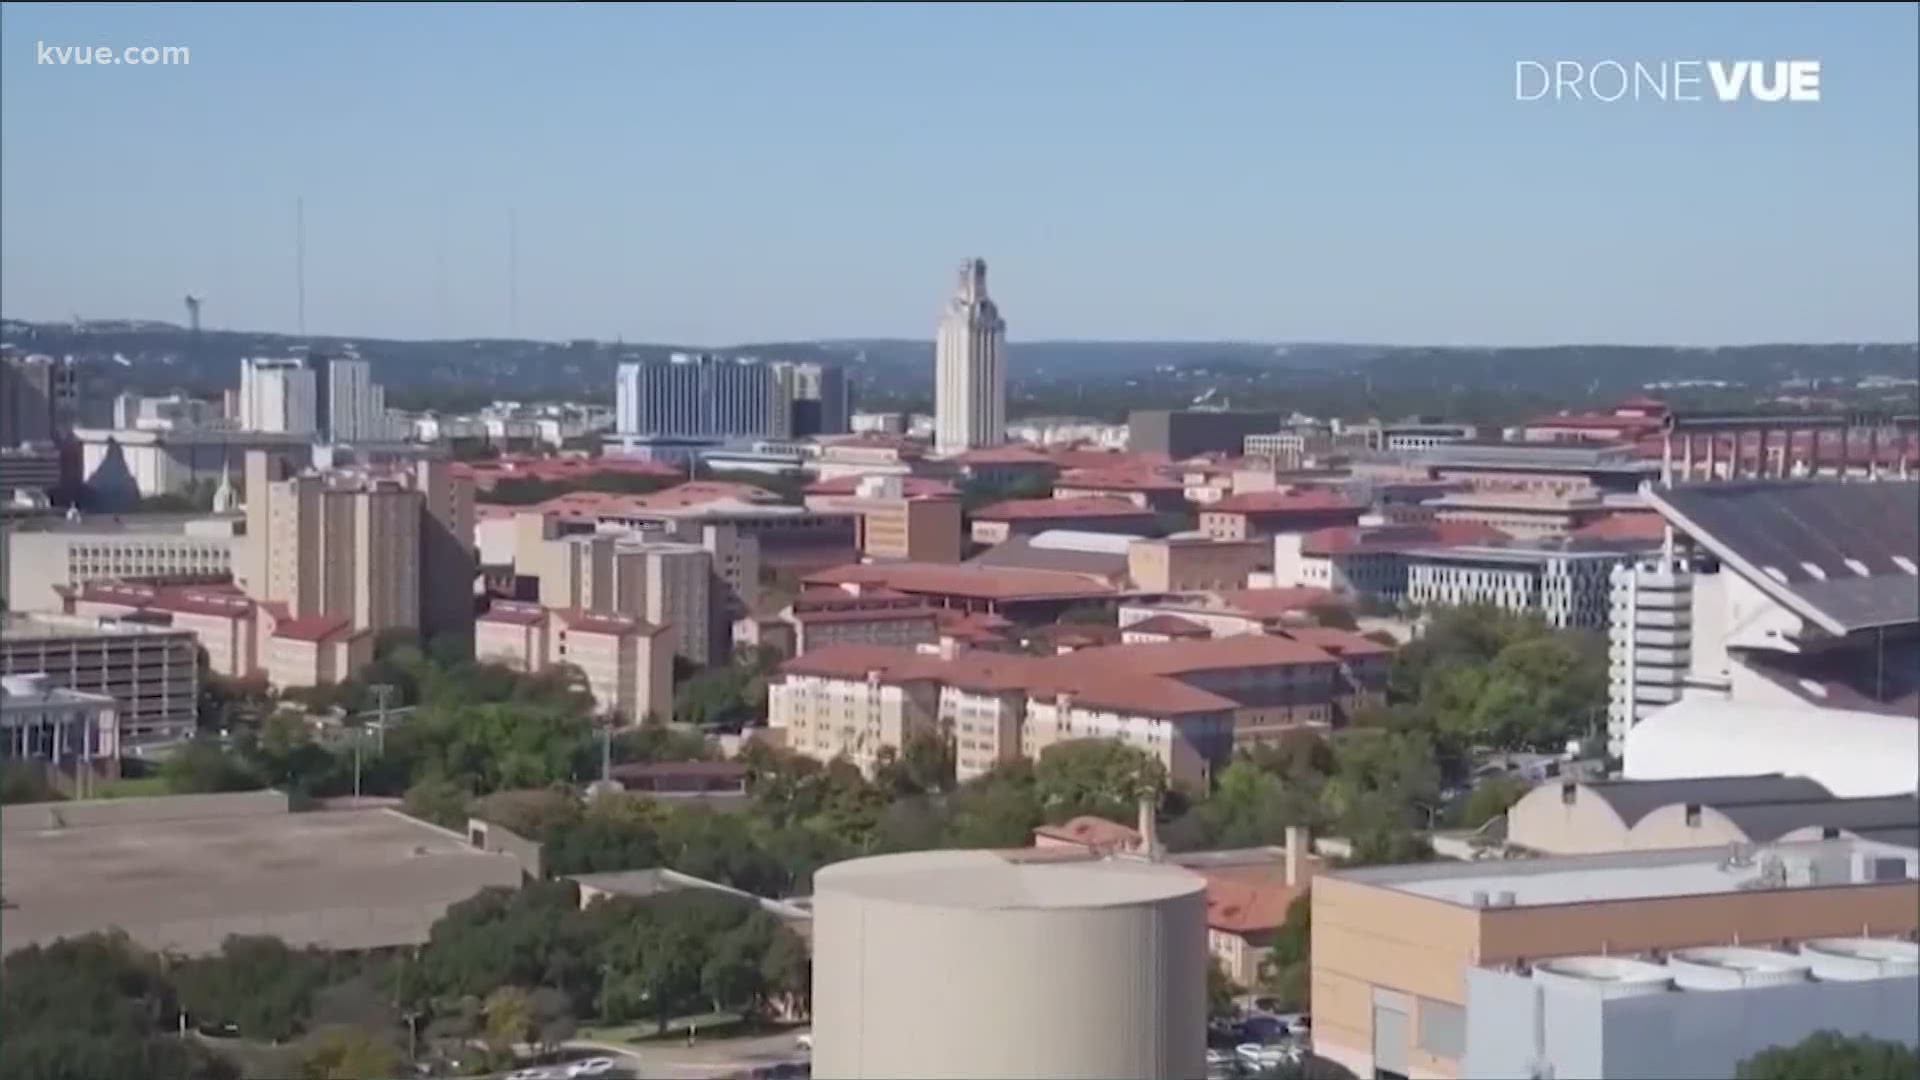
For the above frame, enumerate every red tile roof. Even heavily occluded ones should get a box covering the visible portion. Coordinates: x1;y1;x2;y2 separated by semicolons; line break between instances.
1213;587;1341;618
272;614;352;642
1204;490;1361;515
1054;632;1336;676
790;605;939;625
487;481;782;521
1042;449;1172;472
1571;511;1667;543
1300;521;1506;556
1125;613;1212;639
1056;469;1184;493
1275;626;1394;658
804;562;1119;602
479;601;549;627
70;581;256;620
553;609;665;636
947;445;1057;466
804;475;959;498
1200;868;1312;935
1033;816;1142;851
972;496;1154;522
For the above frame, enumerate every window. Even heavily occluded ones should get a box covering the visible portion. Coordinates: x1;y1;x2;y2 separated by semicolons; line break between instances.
1684;803;1701;827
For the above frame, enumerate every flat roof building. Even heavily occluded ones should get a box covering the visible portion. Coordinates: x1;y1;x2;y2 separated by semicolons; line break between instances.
0;612;198;746
0;791;527;956
1311;838;1920;1080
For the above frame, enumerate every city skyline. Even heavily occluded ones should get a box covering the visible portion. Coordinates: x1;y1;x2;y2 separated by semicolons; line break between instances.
1;3;1916;347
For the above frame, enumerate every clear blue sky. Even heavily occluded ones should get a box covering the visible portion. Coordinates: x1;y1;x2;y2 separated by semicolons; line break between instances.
3;2;1915;346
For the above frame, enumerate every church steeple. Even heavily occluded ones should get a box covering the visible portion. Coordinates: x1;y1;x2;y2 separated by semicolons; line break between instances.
211;459;237;514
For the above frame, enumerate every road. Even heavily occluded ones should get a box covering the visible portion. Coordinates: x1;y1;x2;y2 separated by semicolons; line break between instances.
562;1028;810;1078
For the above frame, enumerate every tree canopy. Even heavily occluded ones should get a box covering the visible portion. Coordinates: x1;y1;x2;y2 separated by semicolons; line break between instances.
1735;1031;1920;1080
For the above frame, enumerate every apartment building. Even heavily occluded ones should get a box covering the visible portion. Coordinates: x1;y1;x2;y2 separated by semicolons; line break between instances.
1422;492;1615;539
1243;428;1333;470
0;613;198;745
265;614;373;689
771;633;1356;786
1270;523;1506;604
1406;540;1646;629
474;602;673;723
1126;536;1267;592
1313;839;1920;1080
4;514;239;613
1198;491;1362;542
1051;470;1188;512
785;589;940;656
529;531;717;666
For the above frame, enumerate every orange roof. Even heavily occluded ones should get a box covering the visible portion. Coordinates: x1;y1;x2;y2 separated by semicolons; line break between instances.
790;605;939;625
948;445;1057;466
1301;521;1505;556
479;601;548;627
272;614;353;642
1056;469;1184;492
1126;613;1212;638
804;475;959;498
972;496;1154;521
1054;632;1336;676
1033;816;1142;850
1043;449;1172;472
1571;511;1667;543
1275;626;1393;658
1214;587;1341;618
486;480;781;521
804;562;1118;602
1204;490;1361;515
1201;871;1308;935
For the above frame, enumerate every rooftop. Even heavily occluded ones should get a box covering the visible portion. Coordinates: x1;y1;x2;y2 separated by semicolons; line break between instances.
814;848;1205;910
1203;491;1362;515
1055;470;1185;493
1339;837;1918;909
967;535;1131;581
1647;481;1920;634
7;512;244;536
0;793;525;955
1300;522;1507;556
478;601;549;627
804;474;959;498
1125;613;1213;638
1410;441;1660;473
1406;539;1653;567
971;496;1154;521
0;612;196;642
1565;775;1836;829
272;614;353;642
804;561;1119;603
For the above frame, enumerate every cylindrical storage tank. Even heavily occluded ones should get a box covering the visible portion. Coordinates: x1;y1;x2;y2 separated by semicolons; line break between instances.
1798;938;1920;982
812;850;1207;1080
1532;956;1672;999
1666;947;1811;990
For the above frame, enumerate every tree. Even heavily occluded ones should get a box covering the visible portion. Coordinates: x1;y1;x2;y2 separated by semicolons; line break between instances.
1306;602;1359;631
1458;776;1529;830
1207;959;1239;1021
160;739;263;794
529;987;576;1055
1260;895;1312;1011
482;986;535;1056
403;774;472;830
1736;1031;1920;1080
1035;739;1167;821
297;1027;404;1080
874;731;955;796
172;935;327;1042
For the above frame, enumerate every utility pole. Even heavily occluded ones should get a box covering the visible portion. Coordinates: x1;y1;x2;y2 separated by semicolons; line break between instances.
371;683;395;755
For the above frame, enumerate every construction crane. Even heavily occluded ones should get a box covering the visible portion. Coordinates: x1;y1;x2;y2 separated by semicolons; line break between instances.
183;294;204;334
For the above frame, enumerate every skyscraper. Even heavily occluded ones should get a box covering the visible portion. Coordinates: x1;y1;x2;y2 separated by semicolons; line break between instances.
237;358;317;435
323;357;389;442
615;354;792;439
934;259;1007;454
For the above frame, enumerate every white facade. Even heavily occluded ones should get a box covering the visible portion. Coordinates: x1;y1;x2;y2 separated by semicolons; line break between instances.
0;613;199;745
615;354;790;439
5;519;238;612
812;849;1207;1080
0;673;119;781
324;358;391;442
934;259;1007;453
1407;546;1635;629
1606;554;1694;756
238;358;317;435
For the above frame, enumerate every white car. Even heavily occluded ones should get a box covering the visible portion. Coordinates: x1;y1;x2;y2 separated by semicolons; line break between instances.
795;1033;813;1052
566;1059;619;1078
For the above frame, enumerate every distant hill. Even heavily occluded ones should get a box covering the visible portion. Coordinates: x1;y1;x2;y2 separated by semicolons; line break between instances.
3;318;1913;423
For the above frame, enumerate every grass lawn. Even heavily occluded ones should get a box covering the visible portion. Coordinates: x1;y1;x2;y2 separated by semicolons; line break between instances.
578;1011;747;1045
91;776;172;799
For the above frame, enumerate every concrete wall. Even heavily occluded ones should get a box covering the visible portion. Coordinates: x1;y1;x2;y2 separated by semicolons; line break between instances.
813;875;1206;1079
0;789;288;833
1467;967;1920;1080
465;817;543;880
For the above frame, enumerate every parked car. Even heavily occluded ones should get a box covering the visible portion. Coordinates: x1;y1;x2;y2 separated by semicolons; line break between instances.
795;1033;813;1052
566;1059;619;1078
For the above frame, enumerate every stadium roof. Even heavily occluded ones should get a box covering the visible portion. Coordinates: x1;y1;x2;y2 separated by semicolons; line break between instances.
1647;481;1920;634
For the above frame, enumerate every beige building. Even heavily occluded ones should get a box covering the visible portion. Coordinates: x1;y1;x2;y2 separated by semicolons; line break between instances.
1126;536;1266;592
4;514;239;614
806;475;965;563
1311;839;1920;1080
475;602;672;723
264;613;373;689
246;456;423;636
1504;775;1920;857
0;613;198;745
530;530;717;666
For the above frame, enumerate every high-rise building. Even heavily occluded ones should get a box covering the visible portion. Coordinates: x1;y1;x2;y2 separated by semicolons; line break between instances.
1607;550;1693;756
238;357;318;435
615;354;791;439
323;357;389;442
535;532;717;665
246;455;427;638
1;355;55;446
934;259;1007;454
774;360;852;436
414;459;477;643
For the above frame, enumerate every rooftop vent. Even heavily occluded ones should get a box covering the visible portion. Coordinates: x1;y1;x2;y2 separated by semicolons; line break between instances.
1666;947;1810;991
1798;938;1920;982
1532;956;1672;999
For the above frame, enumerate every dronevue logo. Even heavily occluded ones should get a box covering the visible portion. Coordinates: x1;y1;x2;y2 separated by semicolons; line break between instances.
1515;60;1821;103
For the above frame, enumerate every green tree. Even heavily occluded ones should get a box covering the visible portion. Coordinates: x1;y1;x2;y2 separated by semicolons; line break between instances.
1207;959;1239;1021
1735;1031;1920;1080
161;739;263;794
172;935;327;1043
297;1026;405;1080
529;987;576;1055
874;731;956;796
1260;894;1313;1011
1034;739;1167;821
403;773;472;830
1458;775;1530;830
482;986;535;1056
